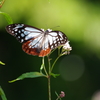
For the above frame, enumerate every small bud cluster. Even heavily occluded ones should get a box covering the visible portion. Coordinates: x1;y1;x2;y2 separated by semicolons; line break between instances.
62;41;72;55
59;91;65;98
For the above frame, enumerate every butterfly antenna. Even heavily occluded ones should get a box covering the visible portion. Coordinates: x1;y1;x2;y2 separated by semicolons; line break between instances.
50;26;60;30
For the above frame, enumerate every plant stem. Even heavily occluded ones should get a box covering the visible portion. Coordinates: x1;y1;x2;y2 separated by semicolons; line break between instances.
50;55;61;72
47;55;51;100
48;75;51;100
40;57;48;76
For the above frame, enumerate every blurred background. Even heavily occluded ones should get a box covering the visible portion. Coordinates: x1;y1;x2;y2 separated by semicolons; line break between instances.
0;0;100;100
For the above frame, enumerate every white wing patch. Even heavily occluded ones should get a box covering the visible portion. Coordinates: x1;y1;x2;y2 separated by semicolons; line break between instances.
13;24;24;29
25;27;42;32
48;32;58;36
28;35;43;48
25;32;42;40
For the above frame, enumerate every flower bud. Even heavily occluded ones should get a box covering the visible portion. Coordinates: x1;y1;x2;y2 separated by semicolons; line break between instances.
59;91;65;98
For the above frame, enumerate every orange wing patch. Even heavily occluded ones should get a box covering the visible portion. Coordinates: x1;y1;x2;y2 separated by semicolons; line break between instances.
22;41;51;57
39;48;51;57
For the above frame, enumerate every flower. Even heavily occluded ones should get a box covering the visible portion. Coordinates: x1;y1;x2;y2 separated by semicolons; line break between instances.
55;91;65;99
62;41;72;55
59;91;65;98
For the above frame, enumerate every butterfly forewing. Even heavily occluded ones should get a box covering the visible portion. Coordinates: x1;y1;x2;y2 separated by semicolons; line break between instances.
6;24;43;43
47;31;67;49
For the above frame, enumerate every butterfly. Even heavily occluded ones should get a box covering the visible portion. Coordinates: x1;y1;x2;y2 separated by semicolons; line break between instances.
6;24;68;57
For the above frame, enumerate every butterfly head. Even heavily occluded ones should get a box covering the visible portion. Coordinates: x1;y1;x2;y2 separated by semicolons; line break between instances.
41;28;52;33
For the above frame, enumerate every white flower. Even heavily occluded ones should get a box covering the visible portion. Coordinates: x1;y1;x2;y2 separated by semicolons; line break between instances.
62;41;72;55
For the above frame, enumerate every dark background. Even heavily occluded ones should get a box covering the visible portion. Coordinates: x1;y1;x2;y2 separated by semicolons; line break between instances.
0;0;100;100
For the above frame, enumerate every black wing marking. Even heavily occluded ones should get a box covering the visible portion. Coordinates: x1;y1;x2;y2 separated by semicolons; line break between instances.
6;24;44;43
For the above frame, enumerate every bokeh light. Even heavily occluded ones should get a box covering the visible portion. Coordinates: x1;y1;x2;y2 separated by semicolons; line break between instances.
59;55;85;81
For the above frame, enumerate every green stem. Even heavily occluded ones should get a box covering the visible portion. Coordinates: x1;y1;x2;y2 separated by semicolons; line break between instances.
56;96;59;100
48;76;51;100
58;46;62;55
47;56;51;74
44;65;48;76
47;55;51;100
40;57;48;76
50;55;61;72
0;12;13;24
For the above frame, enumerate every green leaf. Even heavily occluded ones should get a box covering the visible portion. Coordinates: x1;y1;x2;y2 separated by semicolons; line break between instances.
0;11;13;24
0;61;5;65
50;73;60;78
9;72;46;83
0;86;7;100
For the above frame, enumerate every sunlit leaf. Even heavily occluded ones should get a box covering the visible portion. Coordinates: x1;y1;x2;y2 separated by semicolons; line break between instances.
0;86;7;100
9;72;46;83
0;61;5;65
0;11;13;24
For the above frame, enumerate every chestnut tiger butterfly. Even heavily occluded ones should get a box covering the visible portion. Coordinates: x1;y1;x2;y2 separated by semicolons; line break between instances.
6;24;68;57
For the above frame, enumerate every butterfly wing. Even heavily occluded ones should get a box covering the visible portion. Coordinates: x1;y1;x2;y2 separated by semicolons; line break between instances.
22;33;51;57
6;24;43;43
6;24;68;57
6;24;51;57
47;31;68;49
35;30;68;57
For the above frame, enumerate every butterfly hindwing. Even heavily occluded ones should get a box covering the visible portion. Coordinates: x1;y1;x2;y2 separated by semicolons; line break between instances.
22;30;52;57
22;40;51;57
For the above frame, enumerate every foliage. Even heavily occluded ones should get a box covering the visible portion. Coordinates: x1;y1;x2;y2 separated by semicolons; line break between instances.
0;86;7;100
